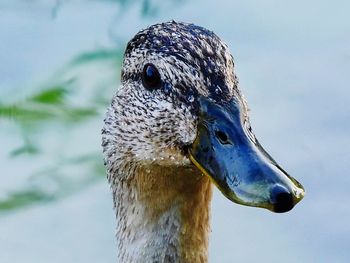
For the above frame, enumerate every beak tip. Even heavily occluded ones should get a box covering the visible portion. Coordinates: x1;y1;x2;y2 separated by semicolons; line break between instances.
294;185;306;203
269;184;305;213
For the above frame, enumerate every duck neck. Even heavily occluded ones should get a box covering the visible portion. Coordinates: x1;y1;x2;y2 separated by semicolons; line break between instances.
111;164;212;263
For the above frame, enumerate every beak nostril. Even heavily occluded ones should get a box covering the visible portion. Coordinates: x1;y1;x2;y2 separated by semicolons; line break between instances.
271;185;294;213
215;130;230;145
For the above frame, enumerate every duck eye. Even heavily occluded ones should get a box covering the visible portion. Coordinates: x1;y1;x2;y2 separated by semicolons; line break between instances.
142;63;161;90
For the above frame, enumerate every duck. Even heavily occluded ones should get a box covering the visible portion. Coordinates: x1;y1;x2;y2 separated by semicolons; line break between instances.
101;21;305;263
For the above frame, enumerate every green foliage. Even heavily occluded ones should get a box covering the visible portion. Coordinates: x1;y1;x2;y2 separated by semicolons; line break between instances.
0;48;121;211
0;105;54;121
0;190;54;211
0;154;104;212
71;49;123;66
0;94;98;124
30;86;68;105
10;140;39;157
1;0;189;213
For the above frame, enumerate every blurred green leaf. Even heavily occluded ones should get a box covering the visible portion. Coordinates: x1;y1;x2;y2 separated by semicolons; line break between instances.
30;86;67;105
71;49;123;65
0;104;98;123
0;190;54;211
0;105;54;120
63;107;99;121
10;143;39;157
0;154;104;212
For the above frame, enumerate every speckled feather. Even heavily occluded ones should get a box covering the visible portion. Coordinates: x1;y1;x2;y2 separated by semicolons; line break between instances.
102;21;249;263
122;21;244;105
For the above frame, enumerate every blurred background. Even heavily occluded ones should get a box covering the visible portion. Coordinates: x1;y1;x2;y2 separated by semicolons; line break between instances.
0;0;349;262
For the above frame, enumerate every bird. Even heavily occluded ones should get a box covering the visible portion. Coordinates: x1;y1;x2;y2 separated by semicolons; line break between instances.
102;21;305;263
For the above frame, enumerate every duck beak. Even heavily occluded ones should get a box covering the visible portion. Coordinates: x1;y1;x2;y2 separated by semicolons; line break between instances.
189;97;305;213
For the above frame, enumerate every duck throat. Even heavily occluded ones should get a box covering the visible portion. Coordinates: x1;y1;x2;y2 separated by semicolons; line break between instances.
111;164;213;263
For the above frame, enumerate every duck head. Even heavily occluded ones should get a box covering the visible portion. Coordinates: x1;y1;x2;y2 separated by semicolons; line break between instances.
103;21;304;213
